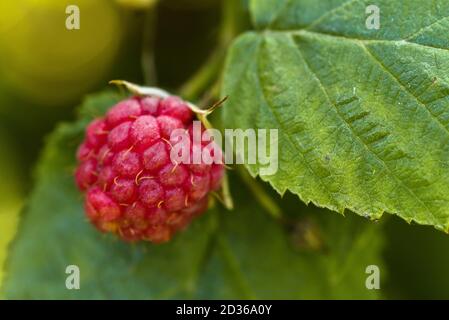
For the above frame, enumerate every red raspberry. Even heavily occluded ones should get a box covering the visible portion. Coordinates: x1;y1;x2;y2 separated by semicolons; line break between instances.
75;95;224;243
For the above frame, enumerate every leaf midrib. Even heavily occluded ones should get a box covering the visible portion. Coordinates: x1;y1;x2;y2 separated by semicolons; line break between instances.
258;28;449;140
264;29;449;53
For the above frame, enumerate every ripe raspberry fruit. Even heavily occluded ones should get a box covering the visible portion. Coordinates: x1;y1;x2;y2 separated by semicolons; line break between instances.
75;95;224;243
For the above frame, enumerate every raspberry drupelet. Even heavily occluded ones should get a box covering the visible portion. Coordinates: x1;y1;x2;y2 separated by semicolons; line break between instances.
75;95;224;243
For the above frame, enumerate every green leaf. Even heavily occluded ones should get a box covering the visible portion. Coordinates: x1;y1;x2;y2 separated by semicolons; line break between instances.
197;192;385;299
2;91;384;299
222;0;449;232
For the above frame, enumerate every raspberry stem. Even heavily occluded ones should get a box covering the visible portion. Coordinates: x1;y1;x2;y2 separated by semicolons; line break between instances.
141;5;158;86
179;0;245;102
237;166;283;221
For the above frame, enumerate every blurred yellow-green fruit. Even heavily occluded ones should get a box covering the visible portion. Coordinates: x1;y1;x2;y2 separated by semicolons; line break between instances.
0;129;24;289
0;0;122;106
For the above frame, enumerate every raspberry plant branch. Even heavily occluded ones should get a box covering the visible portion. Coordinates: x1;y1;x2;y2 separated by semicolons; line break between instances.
237;166;283;221
141;4;158;85
179;0;246;101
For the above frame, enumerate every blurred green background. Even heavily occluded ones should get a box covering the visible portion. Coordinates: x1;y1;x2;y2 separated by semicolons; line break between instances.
0;0;449;299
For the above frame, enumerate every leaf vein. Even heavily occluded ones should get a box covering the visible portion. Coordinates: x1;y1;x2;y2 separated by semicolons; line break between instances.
404;15;449;40
361;44;449;137
304;0;361;30
267;0;294;29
